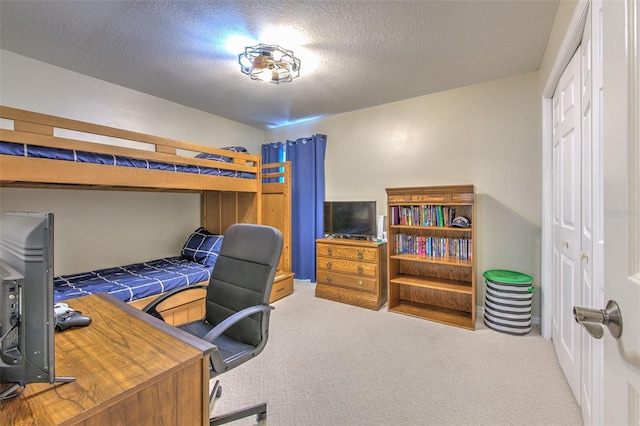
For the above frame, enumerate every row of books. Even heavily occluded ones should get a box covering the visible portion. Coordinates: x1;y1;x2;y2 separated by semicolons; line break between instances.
390;205;456;227
393;234;472;260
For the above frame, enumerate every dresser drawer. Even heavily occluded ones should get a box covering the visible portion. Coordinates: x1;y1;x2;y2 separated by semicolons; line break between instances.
317;256;377;277
317;243;378;262
269;272;294;303
315;239;387;310
317;270;377;293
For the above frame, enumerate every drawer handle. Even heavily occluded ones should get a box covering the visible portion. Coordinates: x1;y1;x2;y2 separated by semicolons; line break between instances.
327;275;332;283
357;265;363;274
327;247;333;256
357;250;363;259
327;261;332;270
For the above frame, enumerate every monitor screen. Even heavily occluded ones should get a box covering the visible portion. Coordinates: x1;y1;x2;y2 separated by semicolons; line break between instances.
0;211;55;395
323;201;376;238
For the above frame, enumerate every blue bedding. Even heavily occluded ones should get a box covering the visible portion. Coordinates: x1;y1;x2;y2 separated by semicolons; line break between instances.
54;256;213;303
0;141;255;179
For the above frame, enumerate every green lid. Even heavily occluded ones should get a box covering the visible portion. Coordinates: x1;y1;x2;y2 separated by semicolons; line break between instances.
483;269;533;284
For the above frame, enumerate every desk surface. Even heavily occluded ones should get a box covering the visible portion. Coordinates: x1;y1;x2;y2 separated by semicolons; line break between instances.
1;293;214;426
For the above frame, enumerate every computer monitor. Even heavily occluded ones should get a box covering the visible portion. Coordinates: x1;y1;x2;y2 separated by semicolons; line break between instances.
0;212;56;398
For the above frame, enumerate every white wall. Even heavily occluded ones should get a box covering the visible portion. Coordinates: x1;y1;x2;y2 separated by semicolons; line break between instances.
266;71;543;318
0;50;264;274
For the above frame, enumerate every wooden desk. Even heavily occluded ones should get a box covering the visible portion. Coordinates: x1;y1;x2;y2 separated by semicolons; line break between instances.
0;293;215;425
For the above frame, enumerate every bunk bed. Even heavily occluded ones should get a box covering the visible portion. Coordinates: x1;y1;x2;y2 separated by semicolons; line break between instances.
0;106;293;325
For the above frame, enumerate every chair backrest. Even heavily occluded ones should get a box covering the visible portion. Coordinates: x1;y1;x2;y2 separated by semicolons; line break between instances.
205;223;283;346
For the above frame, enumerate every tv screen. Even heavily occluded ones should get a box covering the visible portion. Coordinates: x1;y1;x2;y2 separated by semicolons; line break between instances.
323;201;376;238
0;212;55;398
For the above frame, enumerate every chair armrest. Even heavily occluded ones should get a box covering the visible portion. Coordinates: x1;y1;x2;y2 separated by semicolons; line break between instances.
201;304;274;343
140;284;208;319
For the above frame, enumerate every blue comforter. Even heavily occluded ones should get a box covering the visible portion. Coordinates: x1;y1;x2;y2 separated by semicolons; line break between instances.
0;141;255;178
54;256;213;303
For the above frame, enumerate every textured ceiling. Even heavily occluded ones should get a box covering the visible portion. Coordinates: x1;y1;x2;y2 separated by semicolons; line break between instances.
0;1;559;130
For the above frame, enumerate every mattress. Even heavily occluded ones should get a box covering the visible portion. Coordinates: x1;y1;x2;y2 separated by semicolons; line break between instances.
54;256;213;303
0;141;255;178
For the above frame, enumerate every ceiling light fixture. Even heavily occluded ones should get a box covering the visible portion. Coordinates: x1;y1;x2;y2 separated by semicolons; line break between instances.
238;43;301;83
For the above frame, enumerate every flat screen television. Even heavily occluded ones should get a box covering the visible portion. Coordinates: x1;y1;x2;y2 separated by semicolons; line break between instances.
323;201;376;239
0;212;57;398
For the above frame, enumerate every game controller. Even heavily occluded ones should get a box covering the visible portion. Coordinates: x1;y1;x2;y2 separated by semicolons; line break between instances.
54;303;92;331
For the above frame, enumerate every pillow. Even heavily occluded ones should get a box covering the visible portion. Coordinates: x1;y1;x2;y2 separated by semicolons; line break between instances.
195;146;248;162
181;227;224;267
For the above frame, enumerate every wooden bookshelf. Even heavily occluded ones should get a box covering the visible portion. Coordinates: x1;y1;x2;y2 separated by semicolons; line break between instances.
386;185;476;330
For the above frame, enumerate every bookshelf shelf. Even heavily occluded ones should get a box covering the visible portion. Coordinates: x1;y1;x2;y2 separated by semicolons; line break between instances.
389;254;473;267
390;274;473;294
386;185;476;330
389;301;473;329
389;224;472;233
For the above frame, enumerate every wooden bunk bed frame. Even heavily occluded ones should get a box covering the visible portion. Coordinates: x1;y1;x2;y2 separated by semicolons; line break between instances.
261;161;294;302
0;106;293;324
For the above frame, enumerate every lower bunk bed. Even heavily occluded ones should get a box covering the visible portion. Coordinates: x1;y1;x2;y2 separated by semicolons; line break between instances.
54;227;220;325
54;223;291;326
56;257;212;325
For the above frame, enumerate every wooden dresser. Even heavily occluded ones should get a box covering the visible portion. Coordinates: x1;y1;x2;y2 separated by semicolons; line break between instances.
315;238;387;310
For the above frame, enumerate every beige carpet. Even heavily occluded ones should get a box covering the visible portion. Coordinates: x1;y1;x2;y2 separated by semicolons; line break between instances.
212;280;583;425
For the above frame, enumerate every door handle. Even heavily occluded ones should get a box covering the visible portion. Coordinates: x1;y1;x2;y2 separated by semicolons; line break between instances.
573;300;623;339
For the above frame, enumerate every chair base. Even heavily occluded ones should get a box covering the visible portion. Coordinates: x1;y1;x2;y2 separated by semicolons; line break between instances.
210;403;267;425
209;379;267;425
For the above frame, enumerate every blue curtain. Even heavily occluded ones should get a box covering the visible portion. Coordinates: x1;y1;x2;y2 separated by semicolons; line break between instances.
262;135;326;282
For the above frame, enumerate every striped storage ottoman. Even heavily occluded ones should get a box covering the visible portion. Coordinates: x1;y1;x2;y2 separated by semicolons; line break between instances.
483;270;534;335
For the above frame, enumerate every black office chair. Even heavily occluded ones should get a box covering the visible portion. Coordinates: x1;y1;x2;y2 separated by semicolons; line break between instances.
142;223;284;425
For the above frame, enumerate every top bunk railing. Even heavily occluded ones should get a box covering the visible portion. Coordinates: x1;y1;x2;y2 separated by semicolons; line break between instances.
0;106;261;192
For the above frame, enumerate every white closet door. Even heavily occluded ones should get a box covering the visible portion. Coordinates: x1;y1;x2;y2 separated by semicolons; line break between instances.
551;46;582;402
